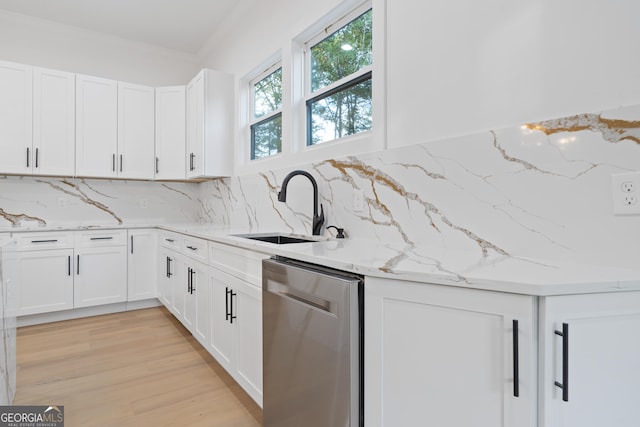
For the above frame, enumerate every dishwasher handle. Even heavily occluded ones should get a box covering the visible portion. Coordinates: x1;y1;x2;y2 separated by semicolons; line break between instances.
266;279;334;314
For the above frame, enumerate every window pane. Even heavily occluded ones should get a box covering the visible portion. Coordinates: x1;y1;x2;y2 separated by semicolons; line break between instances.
254;68;282;118
310;9;372;92
308;78;371;145
251;114;282;159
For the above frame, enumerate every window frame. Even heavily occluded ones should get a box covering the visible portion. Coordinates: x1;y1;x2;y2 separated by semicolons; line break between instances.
303;3;373;146
248;62;283;161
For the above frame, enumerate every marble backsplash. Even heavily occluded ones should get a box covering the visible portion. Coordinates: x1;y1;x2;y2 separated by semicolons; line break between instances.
198;105;640;272
0;177;200;229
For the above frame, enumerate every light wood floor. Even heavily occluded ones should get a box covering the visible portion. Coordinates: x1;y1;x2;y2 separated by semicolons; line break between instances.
14;307;263;427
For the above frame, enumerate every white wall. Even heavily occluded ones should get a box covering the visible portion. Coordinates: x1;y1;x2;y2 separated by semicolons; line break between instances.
0;10;200;86
386;0;640;147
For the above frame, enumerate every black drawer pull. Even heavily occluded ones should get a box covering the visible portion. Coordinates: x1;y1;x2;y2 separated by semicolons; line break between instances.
90;237;114;241
554;323;569;402
513;319;519;397
31;239;58;243
165;238;174;243
186;245;197;251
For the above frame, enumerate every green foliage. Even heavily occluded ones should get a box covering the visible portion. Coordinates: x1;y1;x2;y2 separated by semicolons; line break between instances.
309;9;373;144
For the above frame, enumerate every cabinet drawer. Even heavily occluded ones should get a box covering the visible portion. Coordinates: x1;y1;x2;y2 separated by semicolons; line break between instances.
16;231;74;251
159;231;183;250
209;241;269;286
75;229;127;247
182;235;208;262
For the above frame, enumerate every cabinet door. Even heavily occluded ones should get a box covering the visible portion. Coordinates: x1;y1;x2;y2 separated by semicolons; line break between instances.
235;279;263;405
75;74;118;178
209;267;236;372
74;246;127;307
16;249;74;315
365;277;536;427
127;229;157;301
118;82;155;179
191;260;210;346
155;86;186;180
540;292;640;427
33;67;75;176
185;72;204;178
172;256;187;319
0;61;32;174
158;248;174;308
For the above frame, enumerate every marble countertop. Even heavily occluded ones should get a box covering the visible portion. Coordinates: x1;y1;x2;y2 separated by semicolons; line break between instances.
5;223;640;296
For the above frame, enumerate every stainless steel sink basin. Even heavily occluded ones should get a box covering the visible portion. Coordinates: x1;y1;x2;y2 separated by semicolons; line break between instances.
232;233;321;244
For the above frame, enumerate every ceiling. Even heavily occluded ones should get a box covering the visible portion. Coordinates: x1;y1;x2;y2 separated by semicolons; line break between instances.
0;0;248;54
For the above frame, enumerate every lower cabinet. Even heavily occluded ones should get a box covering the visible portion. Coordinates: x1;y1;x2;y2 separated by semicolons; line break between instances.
158;247;180;310
15;249;74;315
74;245;127;308
209;267;263;406
540;291;640;427
127;229;157;301
365;276;537;427
181;257;209;345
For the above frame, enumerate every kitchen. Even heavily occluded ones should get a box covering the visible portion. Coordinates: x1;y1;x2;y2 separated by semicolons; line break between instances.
1;0;640;426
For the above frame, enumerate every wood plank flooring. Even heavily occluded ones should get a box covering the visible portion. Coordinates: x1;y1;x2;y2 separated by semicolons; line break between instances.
14;307;262;426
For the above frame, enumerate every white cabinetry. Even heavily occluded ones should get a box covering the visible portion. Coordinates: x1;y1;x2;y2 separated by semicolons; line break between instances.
118;82;155;179
158;232;183;313
365;276;537;427
0;61;32;175
185;69;233;179
32;67;76;176
74;230;127;308
127;229;157;301
540;292;640;427
209;242;268;406
75;74;118;178
155;86;186;180
14;232;74;316
179;236;209;342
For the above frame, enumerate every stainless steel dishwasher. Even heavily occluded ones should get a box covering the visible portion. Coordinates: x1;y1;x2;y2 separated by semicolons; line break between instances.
262;256;363;427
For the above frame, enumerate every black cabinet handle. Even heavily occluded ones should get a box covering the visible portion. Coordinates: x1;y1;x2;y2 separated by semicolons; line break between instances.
166;257;172;278
130;235;134;254
186;245;197;251
225;287;231;321
189;153;195;171
187;267;192;293
35;148;39;168
513;319;520;397
190;269;196;294
230;290;237;324
554;323;569;402
112;153;116;172
90;237;113;241
165;238;174;243
76;254;80;275
26;147;30;167
120;154;123;172
68;255;71;276
31;239;58;243
156;157;159;174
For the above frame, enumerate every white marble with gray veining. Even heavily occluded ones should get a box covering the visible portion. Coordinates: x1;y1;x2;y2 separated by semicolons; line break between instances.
0;236;16;405
198;105;640;274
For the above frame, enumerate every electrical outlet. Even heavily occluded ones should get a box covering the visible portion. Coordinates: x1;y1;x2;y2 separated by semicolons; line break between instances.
612;172;640;215
353;189;364;212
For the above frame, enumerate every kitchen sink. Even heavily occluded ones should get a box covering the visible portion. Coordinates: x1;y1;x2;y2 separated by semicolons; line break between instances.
232;233;321;244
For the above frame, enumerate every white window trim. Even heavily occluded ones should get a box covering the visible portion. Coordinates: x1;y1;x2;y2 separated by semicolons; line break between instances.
249;62;283;161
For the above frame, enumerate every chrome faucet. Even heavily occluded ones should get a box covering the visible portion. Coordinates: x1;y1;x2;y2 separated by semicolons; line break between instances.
278;170;325;235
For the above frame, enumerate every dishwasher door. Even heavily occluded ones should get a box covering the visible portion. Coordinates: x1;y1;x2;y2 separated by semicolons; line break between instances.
262;257;363;427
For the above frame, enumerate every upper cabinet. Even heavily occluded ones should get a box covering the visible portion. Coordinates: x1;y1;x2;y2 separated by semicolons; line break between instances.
118;82;155;179
33;67;76;176
155;86;186;180
75;74;118;178
186;69;233;179
0;61;33;175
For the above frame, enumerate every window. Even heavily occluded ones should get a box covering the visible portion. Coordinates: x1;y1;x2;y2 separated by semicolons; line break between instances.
250;65;282;160
306;7;372;145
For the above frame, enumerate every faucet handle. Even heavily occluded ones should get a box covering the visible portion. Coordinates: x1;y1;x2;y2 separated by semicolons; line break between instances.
326;225;345;239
